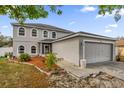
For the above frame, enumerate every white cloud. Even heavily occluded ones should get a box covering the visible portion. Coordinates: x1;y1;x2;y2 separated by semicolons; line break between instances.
96;12;112;19
96;9;124;19
105;29;112;33
96;15;103;18
80;6;96;12
0;25;9;29
118;8;124;15
69;21;76;25
105;24;118;30
109;24;118;28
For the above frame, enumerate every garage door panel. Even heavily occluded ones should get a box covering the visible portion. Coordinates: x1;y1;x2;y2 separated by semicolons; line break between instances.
85;42;112;63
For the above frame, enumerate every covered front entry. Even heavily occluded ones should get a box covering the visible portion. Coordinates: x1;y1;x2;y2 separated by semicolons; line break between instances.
85;42;112;63
42;43;52;54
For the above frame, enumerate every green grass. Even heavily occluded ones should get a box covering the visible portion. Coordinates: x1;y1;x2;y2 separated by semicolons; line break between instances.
0;62;49;88
0;57;8;62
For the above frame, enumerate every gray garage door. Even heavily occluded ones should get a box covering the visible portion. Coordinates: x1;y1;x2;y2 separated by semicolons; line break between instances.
85;42;112;63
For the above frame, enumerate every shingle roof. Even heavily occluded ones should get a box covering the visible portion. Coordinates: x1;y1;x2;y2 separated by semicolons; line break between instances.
11;23;73;33
53;31;116;43
78;31;116;40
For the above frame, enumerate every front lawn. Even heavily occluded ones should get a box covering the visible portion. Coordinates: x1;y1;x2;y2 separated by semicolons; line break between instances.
0;62;49;88
0;57;8;62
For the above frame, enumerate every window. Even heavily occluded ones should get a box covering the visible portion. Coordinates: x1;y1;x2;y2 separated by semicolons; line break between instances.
52;32;56;38
32;29;37;37
31;46;36;53
19;27;25;36
43;30;48;38
18;46;24;53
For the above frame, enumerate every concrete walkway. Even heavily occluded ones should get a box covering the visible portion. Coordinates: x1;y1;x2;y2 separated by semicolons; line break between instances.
57;61;124;80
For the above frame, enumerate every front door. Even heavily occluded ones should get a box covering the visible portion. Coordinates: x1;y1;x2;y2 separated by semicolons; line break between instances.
42;43;52;54
44;44;50;54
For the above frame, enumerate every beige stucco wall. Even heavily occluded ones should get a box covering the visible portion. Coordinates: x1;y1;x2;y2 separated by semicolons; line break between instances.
116;47;124;56
13;25;71;56
13;41;39;57
52;37;80;66
13;26;70;42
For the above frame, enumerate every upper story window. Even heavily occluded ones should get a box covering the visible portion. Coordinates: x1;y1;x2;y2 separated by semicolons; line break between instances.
52;32;56;38
43;30;48;38
18;45;24;53
32;29;37;37
19;27;25;36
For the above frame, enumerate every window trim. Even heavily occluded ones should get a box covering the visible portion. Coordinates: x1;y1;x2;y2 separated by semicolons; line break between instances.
42;30;49;39
30;45;37;54
52;31;57;39
18;45;25;54
31;28;38;38
18;27;26;37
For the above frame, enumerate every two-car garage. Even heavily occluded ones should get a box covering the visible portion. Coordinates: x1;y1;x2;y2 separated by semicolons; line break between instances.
85;42;113;64
52;32;116;67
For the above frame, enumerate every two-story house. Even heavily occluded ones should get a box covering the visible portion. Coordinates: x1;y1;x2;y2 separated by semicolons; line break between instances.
12;23;116;68
12;23;73;57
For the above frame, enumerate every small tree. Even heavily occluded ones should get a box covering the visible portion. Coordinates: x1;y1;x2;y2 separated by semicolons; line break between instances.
45;53;57;70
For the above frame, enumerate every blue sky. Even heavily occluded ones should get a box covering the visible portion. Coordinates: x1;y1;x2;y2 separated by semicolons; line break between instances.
0;5;124;38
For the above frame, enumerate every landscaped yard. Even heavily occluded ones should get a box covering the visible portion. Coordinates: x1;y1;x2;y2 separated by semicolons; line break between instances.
0;62;49;88
1;57;124;88
0;57;8;62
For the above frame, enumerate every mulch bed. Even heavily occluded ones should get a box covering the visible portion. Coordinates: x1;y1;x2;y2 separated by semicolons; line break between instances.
28;56;59;73
28;56;46;68
9;56;60;75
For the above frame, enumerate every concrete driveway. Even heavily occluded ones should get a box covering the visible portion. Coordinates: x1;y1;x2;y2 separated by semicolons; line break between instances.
87;61;124;69
87;61;124;80
57;60;124;80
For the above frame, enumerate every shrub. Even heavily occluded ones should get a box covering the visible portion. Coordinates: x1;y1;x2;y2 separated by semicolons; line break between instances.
0;57;8;62
4;52;13;58
19;53;31;62
45;53;57;69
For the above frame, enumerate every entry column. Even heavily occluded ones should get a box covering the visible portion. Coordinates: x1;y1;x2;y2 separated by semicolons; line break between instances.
80;40;86;69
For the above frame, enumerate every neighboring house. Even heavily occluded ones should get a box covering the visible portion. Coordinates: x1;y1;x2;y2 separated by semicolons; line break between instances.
12;23;116;67
0;47;13;56
116;39;124;56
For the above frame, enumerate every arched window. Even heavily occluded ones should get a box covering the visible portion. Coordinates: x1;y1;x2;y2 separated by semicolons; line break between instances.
52;32;56;38
31;46;36;53
32;29;37;37
18;45;24;53
43;31;48;38
19;27;25;36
